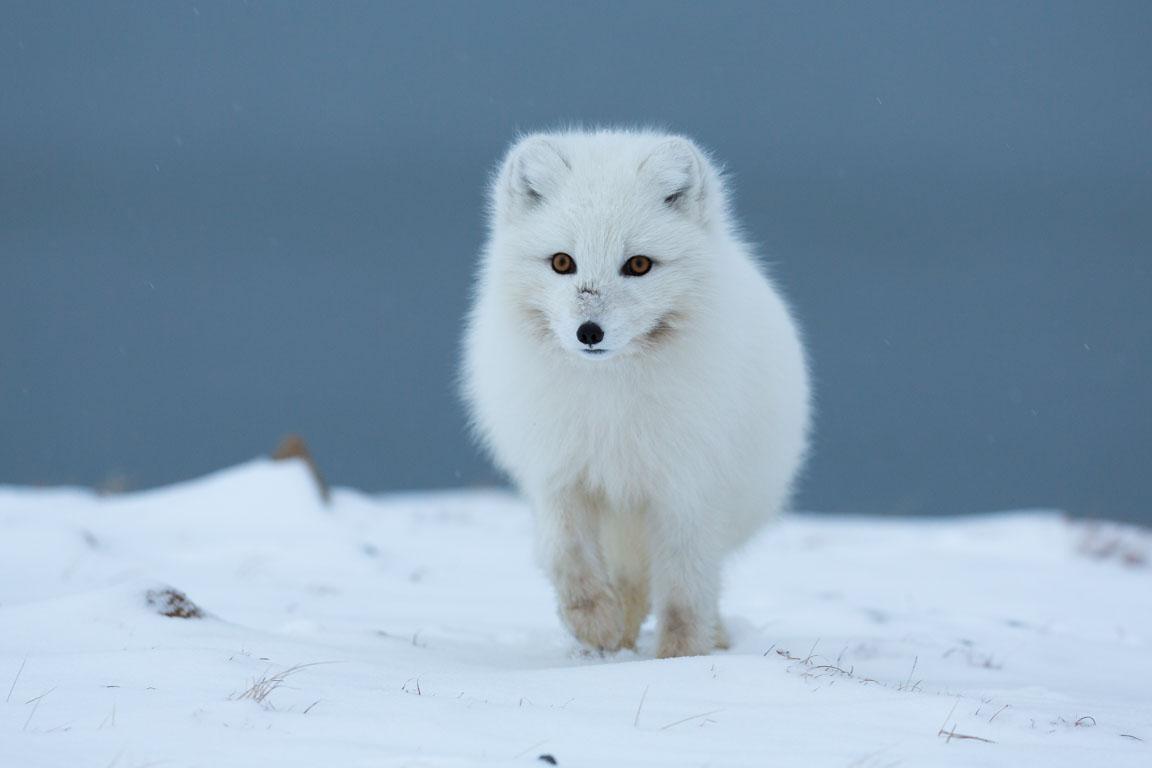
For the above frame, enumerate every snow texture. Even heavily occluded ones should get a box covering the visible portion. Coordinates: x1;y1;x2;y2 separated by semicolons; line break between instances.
1;459;1148;766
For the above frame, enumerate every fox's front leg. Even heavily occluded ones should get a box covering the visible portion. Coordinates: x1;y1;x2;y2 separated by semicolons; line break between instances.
535;487;626;651
649;500;724;658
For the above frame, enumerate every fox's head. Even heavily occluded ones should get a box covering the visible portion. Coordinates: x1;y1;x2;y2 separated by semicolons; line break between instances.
484;131;730;361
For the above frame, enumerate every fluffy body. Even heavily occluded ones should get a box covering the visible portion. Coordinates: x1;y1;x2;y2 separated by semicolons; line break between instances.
462;129;811;658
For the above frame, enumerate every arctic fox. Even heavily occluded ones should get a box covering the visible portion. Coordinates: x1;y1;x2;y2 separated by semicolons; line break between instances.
462;129;811;658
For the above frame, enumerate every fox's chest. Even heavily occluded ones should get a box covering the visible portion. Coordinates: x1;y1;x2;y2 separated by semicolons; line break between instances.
519;360;709;493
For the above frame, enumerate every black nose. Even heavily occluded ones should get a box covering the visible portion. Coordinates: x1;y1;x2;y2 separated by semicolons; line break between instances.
576;321;604;346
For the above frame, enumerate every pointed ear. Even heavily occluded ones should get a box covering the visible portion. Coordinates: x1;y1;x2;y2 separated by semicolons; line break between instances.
638;138;707;220
496;136;571;217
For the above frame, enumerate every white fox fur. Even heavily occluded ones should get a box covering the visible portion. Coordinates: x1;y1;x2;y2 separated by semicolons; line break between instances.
462;129;811;658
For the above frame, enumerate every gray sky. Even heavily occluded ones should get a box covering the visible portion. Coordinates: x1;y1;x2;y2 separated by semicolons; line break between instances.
2;1;1150;522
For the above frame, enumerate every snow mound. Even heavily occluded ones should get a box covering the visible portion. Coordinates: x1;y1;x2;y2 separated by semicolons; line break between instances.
1;460;1148;766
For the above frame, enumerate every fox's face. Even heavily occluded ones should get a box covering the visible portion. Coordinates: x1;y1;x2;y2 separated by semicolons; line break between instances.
487;133;722;361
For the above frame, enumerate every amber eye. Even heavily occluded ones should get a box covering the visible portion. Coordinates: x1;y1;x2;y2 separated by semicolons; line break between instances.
551;252;575;274
622;255;652;276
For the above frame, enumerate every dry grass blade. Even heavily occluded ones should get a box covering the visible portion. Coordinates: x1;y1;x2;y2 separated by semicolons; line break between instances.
634;685;649;727
1076;519;1149;567
98;703;117;730
233;662;332;706
104;745;128;768
513;739;549;759
23;687;55;731
7;656;27;703
938;696;961;733
936;699;995;744
660;709;722;731
898;656;920;691
24;687;56;705
938;726;996;744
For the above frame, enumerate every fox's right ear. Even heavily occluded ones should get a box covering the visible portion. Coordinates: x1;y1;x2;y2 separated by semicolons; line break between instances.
495;136;570;218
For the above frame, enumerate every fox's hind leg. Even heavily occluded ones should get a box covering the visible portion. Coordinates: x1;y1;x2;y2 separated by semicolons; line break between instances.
648;496;724;658
535;484;627;652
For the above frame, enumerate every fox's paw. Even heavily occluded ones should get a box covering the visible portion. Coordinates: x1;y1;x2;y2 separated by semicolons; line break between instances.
617;579;651;651
714;619;730;650
559;589;627;652
656;604;713;659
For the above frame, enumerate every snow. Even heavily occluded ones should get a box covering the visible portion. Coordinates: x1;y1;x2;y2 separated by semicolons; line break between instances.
1;459;1148;767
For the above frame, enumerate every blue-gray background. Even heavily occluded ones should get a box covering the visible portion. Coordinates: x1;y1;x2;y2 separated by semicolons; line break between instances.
2;2;1149;522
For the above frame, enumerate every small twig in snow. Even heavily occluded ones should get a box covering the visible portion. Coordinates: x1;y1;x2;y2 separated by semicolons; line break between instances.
1074;716;1096;727
989;704;1009;723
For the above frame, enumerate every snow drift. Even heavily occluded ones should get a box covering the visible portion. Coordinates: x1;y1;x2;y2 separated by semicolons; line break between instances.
0;460;1148;766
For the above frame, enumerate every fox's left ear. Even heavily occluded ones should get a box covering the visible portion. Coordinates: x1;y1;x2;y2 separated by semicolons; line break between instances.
639;138;709;223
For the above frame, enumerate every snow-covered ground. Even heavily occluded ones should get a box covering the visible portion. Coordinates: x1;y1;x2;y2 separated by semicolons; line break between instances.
1;459;1148;767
